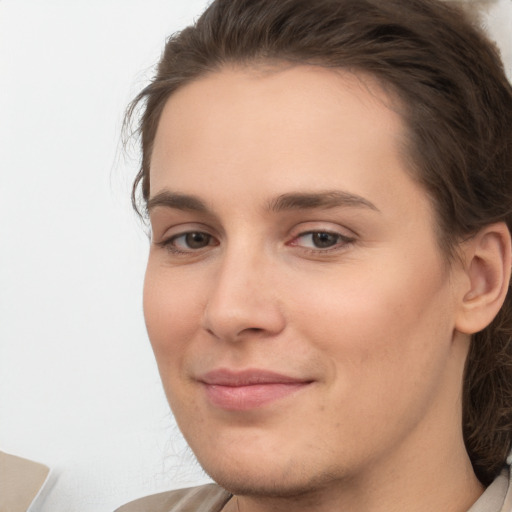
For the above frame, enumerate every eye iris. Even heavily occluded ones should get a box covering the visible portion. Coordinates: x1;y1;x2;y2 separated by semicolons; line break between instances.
185;232;210;249
312;232;338;248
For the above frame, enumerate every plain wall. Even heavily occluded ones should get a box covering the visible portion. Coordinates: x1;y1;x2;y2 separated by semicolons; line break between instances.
1;1;511;511
0;2;212;511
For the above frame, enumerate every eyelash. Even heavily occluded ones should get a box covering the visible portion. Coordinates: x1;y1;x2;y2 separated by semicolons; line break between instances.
156;229;355;256
288;231;355;253
156;231;218;255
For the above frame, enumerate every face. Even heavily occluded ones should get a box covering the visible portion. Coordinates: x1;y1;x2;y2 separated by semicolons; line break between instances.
144;66;468;496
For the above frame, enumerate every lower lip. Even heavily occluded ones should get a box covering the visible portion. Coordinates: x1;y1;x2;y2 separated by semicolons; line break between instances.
203;382;309;410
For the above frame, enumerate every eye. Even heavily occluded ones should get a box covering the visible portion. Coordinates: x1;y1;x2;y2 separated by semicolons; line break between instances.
177;232;212;249
290;231;354;251
159;231;218;253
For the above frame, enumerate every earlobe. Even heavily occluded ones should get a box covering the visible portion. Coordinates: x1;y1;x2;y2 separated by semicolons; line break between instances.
455;222;512;335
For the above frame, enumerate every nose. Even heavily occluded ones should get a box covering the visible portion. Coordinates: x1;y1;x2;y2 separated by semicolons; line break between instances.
201;249;286;342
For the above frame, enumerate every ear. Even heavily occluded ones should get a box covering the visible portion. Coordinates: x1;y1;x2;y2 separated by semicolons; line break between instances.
455;222;511;335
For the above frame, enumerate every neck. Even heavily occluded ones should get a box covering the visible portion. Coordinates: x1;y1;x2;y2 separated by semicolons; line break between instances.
226;440;483;512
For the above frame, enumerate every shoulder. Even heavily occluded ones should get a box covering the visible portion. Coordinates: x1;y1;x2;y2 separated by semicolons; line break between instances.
114;483;232;512
0;451;50;512
469;465;512;512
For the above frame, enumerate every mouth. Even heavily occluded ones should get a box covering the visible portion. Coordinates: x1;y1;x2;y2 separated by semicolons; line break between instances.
198;369;313;411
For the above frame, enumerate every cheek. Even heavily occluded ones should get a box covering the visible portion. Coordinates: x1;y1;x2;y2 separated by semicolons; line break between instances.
143;262;204;371
286;255;455;388
287;264;456;447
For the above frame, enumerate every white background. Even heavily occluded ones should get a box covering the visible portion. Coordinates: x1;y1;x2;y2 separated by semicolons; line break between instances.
0;1;511;511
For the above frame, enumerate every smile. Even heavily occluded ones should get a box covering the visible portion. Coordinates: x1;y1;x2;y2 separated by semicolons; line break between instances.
198;369;313;411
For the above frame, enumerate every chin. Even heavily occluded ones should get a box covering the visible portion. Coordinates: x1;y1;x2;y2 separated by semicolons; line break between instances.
199;457;343;499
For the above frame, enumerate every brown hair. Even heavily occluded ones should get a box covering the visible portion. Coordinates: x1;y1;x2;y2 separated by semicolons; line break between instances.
127;0;512;485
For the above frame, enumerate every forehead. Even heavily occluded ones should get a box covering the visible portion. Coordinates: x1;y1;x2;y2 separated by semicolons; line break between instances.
149;65;430;226
151;65;403;176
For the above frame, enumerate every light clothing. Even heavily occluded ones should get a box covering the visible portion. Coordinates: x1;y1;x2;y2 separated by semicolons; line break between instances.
469;468;512;512
115;465;512;512
0;451;51;512
114;484;231;512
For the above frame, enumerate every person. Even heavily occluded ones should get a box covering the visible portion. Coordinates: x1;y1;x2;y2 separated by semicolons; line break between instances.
116;0;512;510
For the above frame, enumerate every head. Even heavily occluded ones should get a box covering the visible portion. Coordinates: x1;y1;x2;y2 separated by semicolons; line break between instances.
128;0;512;491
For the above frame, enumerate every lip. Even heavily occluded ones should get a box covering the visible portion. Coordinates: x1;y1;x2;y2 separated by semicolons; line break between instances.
198;369;313;411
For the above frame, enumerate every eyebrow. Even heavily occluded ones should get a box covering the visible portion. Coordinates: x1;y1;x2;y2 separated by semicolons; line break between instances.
147;191;209;213
147;189;379;214
267;191;380;213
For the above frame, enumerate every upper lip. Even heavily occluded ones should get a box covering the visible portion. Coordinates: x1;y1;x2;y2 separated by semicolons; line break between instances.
198;369;311;386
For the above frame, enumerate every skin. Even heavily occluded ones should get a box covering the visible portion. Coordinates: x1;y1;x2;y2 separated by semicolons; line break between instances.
144;65;485;512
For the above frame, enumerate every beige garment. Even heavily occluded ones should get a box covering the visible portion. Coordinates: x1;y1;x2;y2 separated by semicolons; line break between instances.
468;467;512;512
115;465;512;512
0;451;50;512
115;484;231;512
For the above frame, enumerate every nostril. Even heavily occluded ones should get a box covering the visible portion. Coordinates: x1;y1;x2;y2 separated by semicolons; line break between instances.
245;327;264;334
205;327;219;339
204;325;268;341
